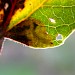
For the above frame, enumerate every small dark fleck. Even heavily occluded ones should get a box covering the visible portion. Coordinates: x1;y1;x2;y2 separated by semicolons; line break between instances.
50;42;53;44
29;4;31;5
33;22;38;30
15;0;25;9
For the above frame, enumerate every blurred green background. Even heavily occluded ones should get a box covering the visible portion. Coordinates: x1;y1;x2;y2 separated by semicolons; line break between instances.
0;32;75;75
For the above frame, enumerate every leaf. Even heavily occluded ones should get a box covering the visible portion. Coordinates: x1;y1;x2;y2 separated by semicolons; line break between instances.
7;0;47;31
29;0;75;47
1;0;75;49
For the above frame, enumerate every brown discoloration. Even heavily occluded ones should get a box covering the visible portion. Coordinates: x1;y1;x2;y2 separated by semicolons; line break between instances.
15;0;25;9
5;18;34;45
0;0;4;25
6;18;53;48
12;0;25;15
0;9;4;25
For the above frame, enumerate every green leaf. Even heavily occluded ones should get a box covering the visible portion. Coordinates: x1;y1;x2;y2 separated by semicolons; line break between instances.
29;0;75;48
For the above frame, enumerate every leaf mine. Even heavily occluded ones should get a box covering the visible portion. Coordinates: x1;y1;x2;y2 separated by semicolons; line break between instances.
6;18;54;48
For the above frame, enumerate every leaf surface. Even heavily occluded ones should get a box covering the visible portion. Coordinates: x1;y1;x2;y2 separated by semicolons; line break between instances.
7;0;47;31
29;0;75;47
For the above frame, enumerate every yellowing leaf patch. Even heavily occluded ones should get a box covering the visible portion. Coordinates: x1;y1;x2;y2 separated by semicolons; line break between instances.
7;0;47;31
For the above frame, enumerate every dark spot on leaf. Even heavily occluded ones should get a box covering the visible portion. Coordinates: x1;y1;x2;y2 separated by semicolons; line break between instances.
15;0;25;9
50;42;53;44
6;34;31;45
9;26;25;33
24;26;30;29
12;35;28;43
9;24;30;33
33;22;38;30
29;4;31;5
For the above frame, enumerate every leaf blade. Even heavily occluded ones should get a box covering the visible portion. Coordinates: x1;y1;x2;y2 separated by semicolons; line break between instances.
30;0;75;47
